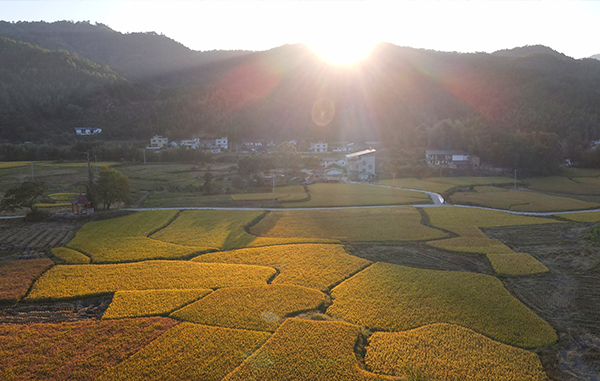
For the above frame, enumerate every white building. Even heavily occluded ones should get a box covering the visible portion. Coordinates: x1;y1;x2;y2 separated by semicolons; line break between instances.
74;127;102;135
148;135;169;149
201;136;228;151
321;158;346;168
310;141;328;153
345;148;376;181
181;138;200;149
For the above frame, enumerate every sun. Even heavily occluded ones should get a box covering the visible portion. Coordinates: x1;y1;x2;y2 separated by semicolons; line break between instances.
308;38;377;65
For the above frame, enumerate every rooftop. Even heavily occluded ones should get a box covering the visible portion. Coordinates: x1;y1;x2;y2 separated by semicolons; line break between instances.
345;148;376;158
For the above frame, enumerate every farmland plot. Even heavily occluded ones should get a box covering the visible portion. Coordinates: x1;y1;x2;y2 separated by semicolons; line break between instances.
230;185;308;202
250;207;448;242
0;220;76;260
365;323;548;381
378;177;455;193
0;258;54;303
223;318;390;381
327;262;557;348
98;323;270;381
51;247;90;264
425;206;560;228
103;289;212;319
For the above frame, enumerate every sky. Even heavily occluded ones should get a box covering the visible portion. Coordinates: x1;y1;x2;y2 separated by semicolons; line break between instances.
1;0;599;59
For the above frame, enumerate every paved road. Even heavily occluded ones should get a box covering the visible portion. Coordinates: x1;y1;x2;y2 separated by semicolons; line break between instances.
4;184;600;218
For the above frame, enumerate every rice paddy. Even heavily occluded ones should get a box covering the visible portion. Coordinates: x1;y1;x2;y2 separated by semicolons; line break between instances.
0;258;54;303
230;185;308;202
102;289;212;319
425;206;560;228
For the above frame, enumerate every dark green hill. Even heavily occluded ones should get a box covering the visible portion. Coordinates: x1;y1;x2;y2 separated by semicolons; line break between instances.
0;20;251;80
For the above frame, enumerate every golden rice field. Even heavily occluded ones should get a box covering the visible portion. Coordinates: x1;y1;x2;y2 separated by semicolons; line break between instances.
66;210;206;262
49;192;79;201
365;323;548;381
34;202;71;208
250;207;448;242
425;206;560;228
525;176;600;196
0;258;54;303
327;262;557;348
427;227;548;275
426;176;517;187
151;210;336;250
230;185;308;202
97;323;270;381
103;289;212;319
284;183;431;207
193;244;369;291
171;285;326;331
0;161;35;169
451;186;599;212
26;260;276;301
0;318;177;381
223;318;390;381
51;247;91;264
378;177;456;193
555;210;600;222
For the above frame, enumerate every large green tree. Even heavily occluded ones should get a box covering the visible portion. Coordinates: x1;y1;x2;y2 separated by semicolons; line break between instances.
96;167;130;210
0;180;47;212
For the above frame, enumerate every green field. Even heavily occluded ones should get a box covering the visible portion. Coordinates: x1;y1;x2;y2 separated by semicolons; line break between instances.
365;323;547;381
327;262;557;348
525;176;600;195
193;244;370;291
250;207;448;242
450;186;599;212
284;183;431;207
425;206;560;228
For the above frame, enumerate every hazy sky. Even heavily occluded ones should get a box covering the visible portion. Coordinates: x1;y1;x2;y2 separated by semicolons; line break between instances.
2;0;599;58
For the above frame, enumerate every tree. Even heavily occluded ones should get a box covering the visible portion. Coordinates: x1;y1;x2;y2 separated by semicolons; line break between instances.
201;171;214;195
274;142;300;176
0;180;47;212
96;167;130;209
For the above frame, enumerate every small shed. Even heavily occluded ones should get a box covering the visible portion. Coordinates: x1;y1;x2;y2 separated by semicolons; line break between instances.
71;195;93;214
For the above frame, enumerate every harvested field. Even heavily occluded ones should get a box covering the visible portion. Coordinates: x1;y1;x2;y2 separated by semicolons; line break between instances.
103;289;212;319
98;323;270;381
223;318;390;381
0;258;54;304
0;295;111;324
250;207;448;242
284;183;430;207
365;323;548;381
171;285;327;331
26;261;276;301
425;206;560;228
0;317;177;381
152;210;335;250
450;186;599;212
328;262;557;348
344;243;493;274
193;244;371;291
0;220;77;260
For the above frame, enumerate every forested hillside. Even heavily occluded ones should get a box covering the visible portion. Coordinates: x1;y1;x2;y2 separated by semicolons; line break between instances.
2;21;600;174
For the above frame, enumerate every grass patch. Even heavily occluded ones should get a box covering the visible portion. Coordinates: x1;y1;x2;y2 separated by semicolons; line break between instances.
67;210;205;263
451;186;599;212
223;318;390;381
284;183;430;207
26;260;276;301
230;185;307;202
555;211;600;222
171;285;326;331
427;227;548;276
103;289;212;319
378;177;456;193
250;207;448;242
0;317;177;381
152;210;335;250
425;206;560;228
51;247;91;264
193;244;371;292
0;258;54;303
365;323;548;381
98;323;270;381
327;262;557;348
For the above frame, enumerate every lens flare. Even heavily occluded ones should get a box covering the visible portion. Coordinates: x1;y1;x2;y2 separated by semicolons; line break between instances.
309;38;376;65
311;99;335;126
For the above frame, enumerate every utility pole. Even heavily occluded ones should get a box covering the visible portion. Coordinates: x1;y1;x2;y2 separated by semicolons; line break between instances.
95;155;98;173
514;169;518;191
143;149;147;165
31;162;34;180
272;175;275;201
391;173;395;196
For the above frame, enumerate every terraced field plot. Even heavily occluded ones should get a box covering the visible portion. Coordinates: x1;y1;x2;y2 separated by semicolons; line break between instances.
365;323;548;381
103;289;212;319
66;210;205;263
555;210;600;222
152;210;335;250
0;318;176;381
327;262;557;348
224;318;390;381
284;183;431;207
250;207;448;241
378;177;455;193
51;247;90;264
230;185;308;202
98;323;270;381
451;186;599;212
526;176;600;195
193;244;370;291
26;260;276;300
0;258;54;303
426;176;517;187
425;206;559;227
